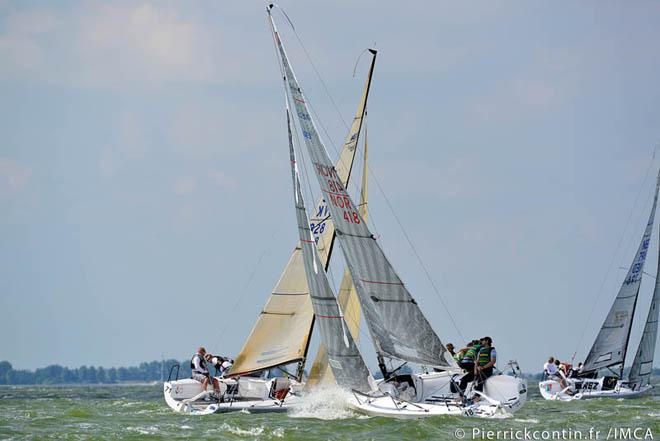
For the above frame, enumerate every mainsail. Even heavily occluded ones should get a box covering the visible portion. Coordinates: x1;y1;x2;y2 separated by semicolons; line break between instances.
229;43;376;377
629;172;660;387
270;10;457;370
286;107;375;393
307;125;368;389
583;172;660;374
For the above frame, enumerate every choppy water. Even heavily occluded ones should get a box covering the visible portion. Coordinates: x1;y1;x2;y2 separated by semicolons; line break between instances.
0;382;658;440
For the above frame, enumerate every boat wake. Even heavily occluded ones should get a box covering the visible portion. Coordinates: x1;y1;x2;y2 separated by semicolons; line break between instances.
288;386;358;420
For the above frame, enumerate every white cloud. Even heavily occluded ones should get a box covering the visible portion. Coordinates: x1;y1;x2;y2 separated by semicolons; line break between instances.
174;177;196;196
208;170;237;189
0;159;30;192
469;51;583;122
0;2;254;88
0;8;61;72
74;3;216;87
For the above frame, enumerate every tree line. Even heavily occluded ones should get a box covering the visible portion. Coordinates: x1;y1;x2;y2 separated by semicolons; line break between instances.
0;360;657;385
0;360;192;385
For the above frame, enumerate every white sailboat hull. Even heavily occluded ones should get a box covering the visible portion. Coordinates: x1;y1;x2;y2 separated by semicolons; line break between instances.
538;378;653;401
163;377;304;414
350;370;527;419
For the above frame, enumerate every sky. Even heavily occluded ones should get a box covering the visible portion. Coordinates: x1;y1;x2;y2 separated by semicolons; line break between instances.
1;0;660;373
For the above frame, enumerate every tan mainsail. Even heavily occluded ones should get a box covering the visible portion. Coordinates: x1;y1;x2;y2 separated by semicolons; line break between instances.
229;51;376;377
306;125;368;389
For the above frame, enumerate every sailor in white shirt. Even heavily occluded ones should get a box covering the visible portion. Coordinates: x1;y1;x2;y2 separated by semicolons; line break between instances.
544;357;559;379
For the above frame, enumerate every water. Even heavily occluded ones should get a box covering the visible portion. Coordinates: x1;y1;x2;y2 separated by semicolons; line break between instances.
0;382;658;440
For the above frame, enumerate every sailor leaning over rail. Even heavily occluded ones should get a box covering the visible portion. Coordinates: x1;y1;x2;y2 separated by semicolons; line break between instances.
204;353;234;377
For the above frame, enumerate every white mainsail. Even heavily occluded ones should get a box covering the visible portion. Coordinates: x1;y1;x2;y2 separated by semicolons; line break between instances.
270;11;457;370
287;107;375;393
229;45;375;378
629;173;660;387
583;172;660;375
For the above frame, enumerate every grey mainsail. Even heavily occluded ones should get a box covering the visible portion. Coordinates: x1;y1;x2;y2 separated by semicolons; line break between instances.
583;172;660;374
269;9;457;370
629;175;660;387
287;108;375;393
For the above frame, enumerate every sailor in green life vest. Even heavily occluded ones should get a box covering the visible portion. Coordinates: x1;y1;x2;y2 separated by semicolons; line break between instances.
446;343;457;360
458;340;482;393
474;336;497;394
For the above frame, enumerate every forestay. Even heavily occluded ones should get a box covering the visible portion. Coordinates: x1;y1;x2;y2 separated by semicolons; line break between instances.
271;16;457;370
583;173;660;374
229;42;370;379
629;173;660;387
287;108;375;394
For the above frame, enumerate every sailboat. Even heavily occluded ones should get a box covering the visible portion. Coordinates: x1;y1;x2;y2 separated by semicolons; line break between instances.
540;171;660;401
162;43;377;415
270;5;527;418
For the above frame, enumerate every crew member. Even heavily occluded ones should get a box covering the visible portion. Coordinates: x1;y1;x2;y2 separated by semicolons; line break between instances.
474;337;497;393
191;347;220;393
458;340;481;392
205;353;234;377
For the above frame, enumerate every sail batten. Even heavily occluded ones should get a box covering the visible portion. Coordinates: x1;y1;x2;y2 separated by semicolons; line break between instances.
583;172;660;375
272;12;457;370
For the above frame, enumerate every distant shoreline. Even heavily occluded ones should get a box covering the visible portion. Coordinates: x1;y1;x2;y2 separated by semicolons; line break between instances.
0;359;192;386
1;360;657;386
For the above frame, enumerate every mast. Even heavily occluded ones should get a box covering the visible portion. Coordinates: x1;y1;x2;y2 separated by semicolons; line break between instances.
620;172;660;377
582;170;660;376
629;170;660;386
229;7;375;378
270;5;458;371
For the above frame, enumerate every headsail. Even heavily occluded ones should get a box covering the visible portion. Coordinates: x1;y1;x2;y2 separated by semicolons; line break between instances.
228;40;375;377
629;171;660;388
270;9;457;370
307;125;369;389
583;172;660;375
287;107;375;393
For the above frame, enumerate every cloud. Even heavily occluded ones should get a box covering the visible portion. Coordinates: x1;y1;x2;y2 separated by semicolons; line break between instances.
74;3;216;87
469;51;583;122
0;2;253;88
174;177;196;196
208;170;237;189
0;159;30;192
0;8;61;72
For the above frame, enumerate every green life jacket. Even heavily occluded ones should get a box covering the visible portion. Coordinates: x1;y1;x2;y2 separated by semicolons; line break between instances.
477;346;493;367
461;344;481;363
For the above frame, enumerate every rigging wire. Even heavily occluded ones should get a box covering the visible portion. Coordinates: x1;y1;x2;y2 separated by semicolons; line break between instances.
277;5;349;130
213;245;273;351
571;146;658;363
